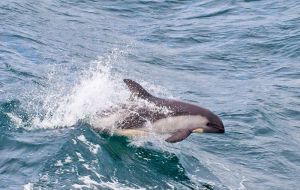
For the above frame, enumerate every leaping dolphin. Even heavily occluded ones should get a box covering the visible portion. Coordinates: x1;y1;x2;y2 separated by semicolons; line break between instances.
91;79;224;143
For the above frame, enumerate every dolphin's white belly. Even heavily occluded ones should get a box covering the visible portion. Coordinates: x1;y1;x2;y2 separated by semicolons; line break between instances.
150;115;208;134
115;115;208;137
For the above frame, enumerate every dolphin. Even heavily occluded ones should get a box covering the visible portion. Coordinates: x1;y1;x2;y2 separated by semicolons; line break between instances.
91;79;224;143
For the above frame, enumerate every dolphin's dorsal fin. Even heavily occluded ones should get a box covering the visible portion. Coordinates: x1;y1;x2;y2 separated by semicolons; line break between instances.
165;129;193;143
123;79;153;99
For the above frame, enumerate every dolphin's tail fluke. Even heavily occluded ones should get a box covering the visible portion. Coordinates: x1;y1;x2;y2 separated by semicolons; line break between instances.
123;79;153;99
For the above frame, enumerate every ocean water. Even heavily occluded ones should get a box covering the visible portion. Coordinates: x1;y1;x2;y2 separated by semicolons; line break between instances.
0;0;299;189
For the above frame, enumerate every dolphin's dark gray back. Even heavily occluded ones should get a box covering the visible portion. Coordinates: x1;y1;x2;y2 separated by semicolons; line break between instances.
123;79;214;118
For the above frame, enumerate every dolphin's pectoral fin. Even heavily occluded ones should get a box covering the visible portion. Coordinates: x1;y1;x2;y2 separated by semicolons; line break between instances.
123;79;153;99
165;129;193;143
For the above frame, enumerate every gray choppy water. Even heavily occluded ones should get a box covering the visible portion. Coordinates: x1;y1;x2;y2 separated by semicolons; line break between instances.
0;0;299;189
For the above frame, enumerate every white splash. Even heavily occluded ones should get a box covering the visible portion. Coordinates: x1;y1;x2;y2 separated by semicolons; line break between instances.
72;175;146;190
28;48;129;129
64;155;72;163
55;160;63;167
77;135;100;154
6;113;23;128
72;139;77;144
76;152;85;162
23;183;33;190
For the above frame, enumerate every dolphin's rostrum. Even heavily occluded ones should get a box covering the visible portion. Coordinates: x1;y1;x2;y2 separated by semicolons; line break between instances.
92;79;224;143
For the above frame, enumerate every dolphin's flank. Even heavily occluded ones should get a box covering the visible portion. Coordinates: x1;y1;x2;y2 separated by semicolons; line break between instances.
92;79;224;143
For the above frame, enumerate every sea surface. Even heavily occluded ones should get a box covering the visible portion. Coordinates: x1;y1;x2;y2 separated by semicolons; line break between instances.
0;0;299;189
